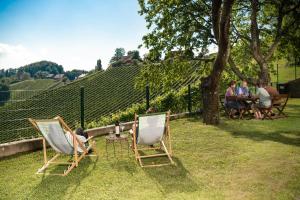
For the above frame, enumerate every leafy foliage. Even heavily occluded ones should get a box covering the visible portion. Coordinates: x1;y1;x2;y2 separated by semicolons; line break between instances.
135;58;212;93
138;0;212;59
110;48;126;63
65;69;88;81
0;83;10;106
20;60;64;77
95;59;103;71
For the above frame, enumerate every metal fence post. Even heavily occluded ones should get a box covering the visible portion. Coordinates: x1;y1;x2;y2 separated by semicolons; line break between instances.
277;63;279;90
146;85;150;110
295;57;297;80
80;86;85;130
188;84;192;113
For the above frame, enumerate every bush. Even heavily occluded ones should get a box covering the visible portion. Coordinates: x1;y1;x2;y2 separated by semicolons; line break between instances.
0;83;10;106
85;84;201;129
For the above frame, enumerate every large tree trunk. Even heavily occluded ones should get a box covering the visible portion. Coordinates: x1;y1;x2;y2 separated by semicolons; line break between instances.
201;0;234;125
258;62;270;84
201;74;221;124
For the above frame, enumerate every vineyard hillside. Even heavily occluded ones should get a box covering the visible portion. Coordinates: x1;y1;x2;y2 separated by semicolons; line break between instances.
0;64;201;143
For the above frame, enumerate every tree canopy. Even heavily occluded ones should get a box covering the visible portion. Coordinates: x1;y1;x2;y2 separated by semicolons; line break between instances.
95;59;103;71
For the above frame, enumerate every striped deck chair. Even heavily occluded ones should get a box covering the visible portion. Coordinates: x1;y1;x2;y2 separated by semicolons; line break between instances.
29;116;98;176
132;111;174;167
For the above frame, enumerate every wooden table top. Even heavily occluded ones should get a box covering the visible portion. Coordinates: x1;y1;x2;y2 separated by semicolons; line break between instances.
226;95;259;101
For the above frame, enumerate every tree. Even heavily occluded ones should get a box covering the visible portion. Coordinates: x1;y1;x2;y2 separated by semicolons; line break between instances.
95;59;103;71
139;0;234;124
201;0;235;124
0;82;10;106
127;50;141;60
110;48;125;63
65;69;88;81
229;0;300;84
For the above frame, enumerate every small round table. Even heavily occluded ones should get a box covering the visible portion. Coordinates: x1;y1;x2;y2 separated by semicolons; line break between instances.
105;134;129;159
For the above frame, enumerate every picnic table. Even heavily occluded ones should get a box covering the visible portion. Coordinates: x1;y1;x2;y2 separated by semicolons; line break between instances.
224;94;289;120
226;95;258;103
225;95;259;119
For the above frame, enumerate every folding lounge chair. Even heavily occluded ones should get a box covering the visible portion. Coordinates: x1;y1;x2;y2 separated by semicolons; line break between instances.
29;116;98;176
273;94;289;117
132;111;174;167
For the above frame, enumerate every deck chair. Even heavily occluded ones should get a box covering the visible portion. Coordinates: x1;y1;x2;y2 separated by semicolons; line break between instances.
29;116;98;176
273;94;289;117
132;111;174;168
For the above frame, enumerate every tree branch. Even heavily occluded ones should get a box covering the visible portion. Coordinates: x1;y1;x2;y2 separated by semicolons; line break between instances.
264;2;299;61
228;55;257;85
212;0;222;43
250;0;263;63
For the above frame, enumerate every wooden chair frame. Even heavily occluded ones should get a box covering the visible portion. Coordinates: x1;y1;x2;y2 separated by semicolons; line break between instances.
132;111;174;168
273;94;289;117
219;95;232;118
29;116;98;176
259;96;276;120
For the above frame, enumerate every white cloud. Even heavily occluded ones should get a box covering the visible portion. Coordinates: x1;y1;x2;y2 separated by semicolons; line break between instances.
0;42;148;71
0;43;41;69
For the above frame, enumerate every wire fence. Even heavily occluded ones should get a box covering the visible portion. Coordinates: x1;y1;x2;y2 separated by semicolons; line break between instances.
0;79;200;144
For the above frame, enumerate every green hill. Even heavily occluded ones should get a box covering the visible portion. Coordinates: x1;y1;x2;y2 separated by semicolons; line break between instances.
10;79;58;90
8;79;64;103
0;64;201;143
271;59;300;83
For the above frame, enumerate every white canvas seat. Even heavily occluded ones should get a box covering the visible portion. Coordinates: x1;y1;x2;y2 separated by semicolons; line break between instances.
133;111;174;167
29;116;98;176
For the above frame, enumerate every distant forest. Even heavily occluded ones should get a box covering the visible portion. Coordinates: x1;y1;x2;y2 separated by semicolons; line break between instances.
0;61;87;84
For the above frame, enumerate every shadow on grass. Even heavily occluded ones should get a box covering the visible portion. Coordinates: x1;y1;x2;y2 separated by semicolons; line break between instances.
143;157;199;194
234;131;299;146
219;124;300;147
27;156;98;199
109;159;138;175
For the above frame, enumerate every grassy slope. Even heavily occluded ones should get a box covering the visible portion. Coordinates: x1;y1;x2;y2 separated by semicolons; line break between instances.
8;79;63;103
0;99;299;200
9;79;58;90
0;65;200;143
271;59;300;83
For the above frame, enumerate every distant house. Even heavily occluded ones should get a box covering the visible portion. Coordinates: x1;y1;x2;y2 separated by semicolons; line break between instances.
46;74;54;79
53;74;64;80
78;74;87;79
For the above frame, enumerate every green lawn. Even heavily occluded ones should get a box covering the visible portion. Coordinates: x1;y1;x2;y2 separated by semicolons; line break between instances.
271;59;300;83
9;79;59;90
0;99;300;200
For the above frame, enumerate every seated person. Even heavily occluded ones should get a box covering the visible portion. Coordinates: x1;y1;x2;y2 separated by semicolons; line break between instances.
224;80;245;111
65;127;88;153
251;80;271;119
237;80;249;96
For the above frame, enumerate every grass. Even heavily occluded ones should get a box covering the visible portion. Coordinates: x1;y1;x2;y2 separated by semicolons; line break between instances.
271;59;300;83
0;99;300;200
7;79;64;105
9;79;59;90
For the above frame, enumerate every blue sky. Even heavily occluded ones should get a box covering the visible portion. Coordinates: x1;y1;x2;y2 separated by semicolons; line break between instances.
0;0;148;70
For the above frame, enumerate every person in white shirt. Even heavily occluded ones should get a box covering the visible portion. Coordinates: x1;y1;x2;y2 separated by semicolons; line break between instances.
251;80;271;119
65;128;87;153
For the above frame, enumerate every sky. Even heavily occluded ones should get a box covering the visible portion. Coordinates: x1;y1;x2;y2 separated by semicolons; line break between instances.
0;0;148;71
